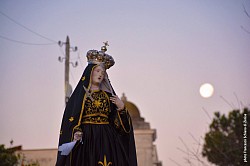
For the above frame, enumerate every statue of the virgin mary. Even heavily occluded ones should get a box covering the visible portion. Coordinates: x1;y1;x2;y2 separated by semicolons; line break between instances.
56;42;137;166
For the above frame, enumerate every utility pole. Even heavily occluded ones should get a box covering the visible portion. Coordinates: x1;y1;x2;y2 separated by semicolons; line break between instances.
65;36;70;103
58;36;78;104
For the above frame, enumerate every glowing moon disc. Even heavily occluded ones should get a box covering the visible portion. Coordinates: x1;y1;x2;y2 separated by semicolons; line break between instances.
199;83;214;98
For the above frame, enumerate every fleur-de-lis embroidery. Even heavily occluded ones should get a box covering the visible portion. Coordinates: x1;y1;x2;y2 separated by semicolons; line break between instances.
69;117;74;122
98;155;112;166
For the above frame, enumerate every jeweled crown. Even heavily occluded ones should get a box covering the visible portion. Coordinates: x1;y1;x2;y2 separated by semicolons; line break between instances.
86;42;115;69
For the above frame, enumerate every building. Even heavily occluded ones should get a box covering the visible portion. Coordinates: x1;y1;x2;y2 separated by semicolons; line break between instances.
17;94;162;166
121;93;162;166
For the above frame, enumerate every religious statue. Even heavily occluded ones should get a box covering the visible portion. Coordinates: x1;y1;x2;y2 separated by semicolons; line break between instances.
56;42;138;166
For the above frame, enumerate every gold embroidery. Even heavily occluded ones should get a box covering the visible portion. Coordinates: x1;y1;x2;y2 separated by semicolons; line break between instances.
81;76;85;81
114;118;119;128
94;100;102;108
83;121;109;124
98;155;112;166
69;117;74;122
83;113;108;118
82;91;110;124
74;127;82;132
117;108;131;133
60;131;62;135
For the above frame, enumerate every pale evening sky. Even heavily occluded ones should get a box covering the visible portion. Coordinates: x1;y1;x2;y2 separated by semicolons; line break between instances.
0;0;250;165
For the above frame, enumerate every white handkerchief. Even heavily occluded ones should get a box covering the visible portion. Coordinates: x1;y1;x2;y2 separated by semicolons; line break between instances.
58;141;77;155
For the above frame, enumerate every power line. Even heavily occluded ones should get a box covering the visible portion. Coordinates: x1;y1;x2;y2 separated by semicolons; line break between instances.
59;45;66;56
0;34;56;45
0;10;57;43
77;51;85;68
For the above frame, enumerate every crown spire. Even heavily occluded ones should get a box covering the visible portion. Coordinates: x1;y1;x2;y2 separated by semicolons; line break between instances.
101;41;109;52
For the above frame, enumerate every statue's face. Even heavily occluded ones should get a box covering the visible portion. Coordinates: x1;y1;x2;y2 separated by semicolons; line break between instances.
91;65;105;86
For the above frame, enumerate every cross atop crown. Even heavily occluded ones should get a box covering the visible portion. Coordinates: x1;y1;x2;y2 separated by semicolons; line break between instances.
101;41;109;52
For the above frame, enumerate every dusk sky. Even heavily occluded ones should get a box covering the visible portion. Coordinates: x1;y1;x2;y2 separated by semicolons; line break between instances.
0;0;250;165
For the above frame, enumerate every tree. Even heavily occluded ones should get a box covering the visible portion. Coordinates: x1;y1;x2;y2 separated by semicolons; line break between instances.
202;107;249;166
0;144;40;166
0;144;19;166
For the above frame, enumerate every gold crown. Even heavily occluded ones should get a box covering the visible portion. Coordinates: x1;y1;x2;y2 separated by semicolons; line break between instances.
86;42;115;69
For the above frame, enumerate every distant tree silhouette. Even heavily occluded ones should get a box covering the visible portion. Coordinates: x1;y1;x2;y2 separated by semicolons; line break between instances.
0;144;19;166
202;108;249;166
0;144;40;166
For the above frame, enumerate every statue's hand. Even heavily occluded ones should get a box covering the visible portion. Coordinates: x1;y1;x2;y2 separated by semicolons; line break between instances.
110;95;125;111
73;131;83;141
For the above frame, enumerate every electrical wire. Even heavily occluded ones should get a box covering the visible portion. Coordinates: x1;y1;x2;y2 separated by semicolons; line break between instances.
0;34;56;45
0;10;57;43
77;51;85;67
59;46;66;56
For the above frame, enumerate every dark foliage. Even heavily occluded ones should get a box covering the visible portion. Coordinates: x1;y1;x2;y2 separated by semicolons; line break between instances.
202;108;249;166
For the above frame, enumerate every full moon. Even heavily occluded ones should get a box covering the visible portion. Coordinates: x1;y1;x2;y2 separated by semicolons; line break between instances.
199;83;214;98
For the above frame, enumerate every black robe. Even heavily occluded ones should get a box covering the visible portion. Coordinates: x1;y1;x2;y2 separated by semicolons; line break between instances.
56;64;137;166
